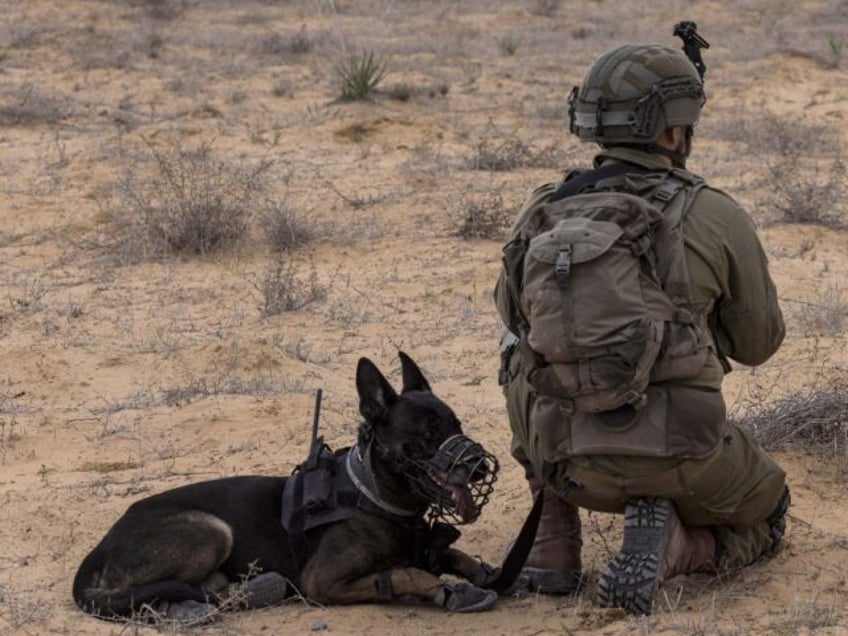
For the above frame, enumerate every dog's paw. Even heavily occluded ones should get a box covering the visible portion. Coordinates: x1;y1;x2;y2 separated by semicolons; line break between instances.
472;562;501;588
240;572;289;609
433;582;497;612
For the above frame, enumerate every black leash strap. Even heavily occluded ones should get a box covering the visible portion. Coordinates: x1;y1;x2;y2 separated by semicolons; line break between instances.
483;488;543;593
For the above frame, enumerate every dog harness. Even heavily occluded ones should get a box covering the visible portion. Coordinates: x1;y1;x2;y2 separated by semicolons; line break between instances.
280;437;460;573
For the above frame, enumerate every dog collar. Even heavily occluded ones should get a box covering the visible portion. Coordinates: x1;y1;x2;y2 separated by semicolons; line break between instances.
346;447;420;518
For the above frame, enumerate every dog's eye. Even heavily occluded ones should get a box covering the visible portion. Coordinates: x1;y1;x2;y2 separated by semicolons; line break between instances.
402;441;426;456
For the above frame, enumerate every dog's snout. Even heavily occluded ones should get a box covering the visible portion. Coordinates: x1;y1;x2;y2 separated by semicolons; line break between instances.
468;458;488;483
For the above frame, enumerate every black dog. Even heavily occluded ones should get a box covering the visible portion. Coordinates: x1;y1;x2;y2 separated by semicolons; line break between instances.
73;352;500;622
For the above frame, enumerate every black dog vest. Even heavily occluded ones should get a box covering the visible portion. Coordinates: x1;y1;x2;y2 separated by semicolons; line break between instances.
280;437;460;573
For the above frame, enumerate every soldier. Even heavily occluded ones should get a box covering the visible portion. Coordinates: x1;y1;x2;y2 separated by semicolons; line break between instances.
494;41;789;614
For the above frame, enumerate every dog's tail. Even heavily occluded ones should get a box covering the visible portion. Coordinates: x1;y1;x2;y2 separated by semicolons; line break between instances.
73;549;207;618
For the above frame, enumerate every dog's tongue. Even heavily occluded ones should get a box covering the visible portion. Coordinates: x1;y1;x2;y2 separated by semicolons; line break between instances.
448;483;479;522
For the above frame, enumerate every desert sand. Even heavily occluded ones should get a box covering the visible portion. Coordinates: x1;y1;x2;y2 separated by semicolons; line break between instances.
1;1;847;634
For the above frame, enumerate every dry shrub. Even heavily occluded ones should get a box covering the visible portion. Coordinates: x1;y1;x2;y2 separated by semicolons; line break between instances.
731;379;848;454
765;157;846;227
825;33;845;69
113;140;272;261
256;256;328;316
741;109;837;157
454;192;510;240
131;0;188;21
0;84;69;126
260;25;313;56
467;136;563;172
0;583;53;632
732;108;847;226
529;0;560;17
496;33;520;56
797;281;848;336
258;201;322;252
65;28;133;70
384;81;449;102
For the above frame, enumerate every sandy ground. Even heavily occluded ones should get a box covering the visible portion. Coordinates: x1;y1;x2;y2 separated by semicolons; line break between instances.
1;1;848;634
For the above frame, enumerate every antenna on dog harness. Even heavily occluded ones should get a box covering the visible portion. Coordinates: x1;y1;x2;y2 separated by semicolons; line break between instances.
310;388;323;443
673;21;710;80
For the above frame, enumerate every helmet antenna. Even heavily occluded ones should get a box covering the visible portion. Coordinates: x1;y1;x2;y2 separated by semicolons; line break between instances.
673;21;710;80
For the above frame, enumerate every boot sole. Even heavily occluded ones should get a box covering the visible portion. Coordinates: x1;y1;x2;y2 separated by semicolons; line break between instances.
597;497;674;615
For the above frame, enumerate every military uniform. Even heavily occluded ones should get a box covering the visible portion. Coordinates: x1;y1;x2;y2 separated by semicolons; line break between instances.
495;145;787;568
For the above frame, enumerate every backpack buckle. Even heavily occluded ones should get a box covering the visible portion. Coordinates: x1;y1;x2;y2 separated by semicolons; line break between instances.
652;180;683;203
555;245;573;288
631;234;652;256
624;391;648;410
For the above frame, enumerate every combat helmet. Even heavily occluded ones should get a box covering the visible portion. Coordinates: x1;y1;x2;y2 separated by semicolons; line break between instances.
568;44;705;147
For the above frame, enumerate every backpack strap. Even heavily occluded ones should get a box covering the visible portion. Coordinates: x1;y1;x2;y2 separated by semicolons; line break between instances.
548;161;648;203
653;168;705;227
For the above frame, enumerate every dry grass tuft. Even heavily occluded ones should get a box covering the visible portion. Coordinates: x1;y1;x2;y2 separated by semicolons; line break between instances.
260;25;314;56
731;379;848;454
384;81;450;102
0;84;69;126
736;109;847;227
454;192;510;240
529;0;560;17
258;200;324;252
132;0;188;22
765;157;846;227
467;135;563;172
255;255;328;316
796;280;848;336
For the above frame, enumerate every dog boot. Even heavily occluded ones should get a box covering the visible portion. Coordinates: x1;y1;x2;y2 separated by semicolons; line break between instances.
598;497;716;615
513;476;583;595
434;582;497;612
240;572;290;609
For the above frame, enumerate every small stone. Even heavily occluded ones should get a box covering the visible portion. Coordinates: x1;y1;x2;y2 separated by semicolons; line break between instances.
310;619;328;631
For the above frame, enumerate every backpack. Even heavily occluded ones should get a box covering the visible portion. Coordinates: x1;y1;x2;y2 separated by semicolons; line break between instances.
500;167;714;415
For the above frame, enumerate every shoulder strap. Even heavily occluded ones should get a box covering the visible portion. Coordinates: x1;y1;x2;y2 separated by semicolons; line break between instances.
548;161;648;203
654;168;706;228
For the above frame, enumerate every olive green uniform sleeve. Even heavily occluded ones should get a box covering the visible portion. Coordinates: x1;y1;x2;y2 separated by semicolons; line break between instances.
682;187;785;367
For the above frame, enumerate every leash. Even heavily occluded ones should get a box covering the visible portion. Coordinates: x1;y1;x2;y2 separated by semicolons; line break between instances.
483;487;543;593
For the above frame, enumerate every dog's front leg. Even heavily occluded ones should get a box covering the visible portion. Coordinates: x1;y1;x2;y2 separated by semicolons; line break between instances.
303;566;496;612
440;548;501;588
306;567;438;604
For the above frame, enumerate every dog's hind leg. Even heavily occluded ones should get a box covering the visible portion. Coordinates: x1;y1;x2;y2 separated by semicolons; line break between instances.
74;509;234;619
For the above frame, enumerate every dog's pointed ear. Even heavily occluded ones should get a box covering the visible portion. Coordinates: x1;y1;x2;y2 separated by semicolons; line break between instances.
357;357;398;422
399;351;431;393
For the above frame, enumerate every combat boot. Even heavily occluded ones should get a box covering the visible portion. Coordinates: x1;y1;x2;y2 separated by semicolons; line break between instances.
598;497;716;615
518;477;583;594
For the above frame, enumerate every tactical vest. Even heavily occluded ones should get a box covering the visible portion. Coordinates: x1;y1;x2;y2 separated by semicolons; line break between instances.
281;438;460;572
499;164;727;459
